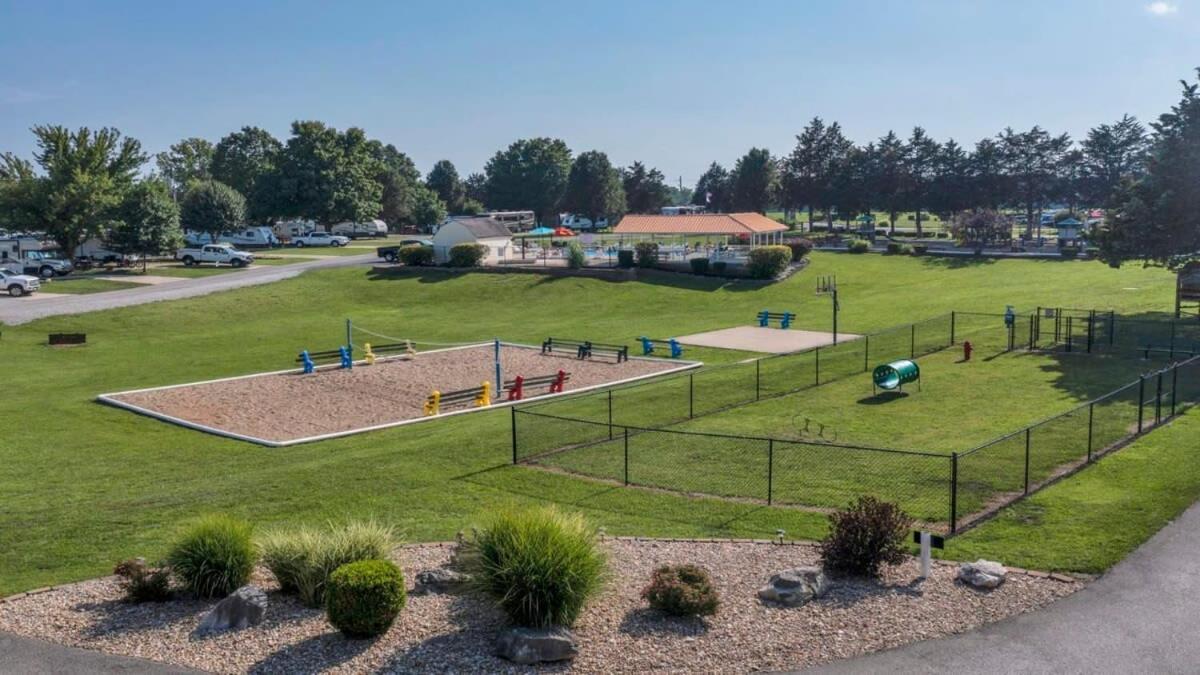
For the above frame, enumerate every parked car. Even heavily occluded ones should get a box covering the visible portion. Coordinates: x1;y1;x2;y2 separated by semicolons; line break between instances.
331;219;388;239
293;232;351;248
175;244;255;267
376;239;432;263
0;268;41;297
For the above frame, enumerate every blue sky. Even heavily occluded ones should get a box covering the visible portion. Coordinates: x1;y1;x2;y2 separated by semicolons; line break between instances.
1;1;1197;185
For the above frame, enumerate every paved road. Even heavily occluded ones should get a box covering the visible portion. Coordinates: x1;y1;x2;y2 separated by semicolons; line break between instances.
0;254;376;325
808;499;1200;674
0;632;199;674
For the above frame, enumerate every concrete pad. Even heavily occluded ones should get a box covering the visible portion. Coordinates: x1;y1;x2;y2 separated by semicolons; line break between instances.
96;275;181;285
675;325;861;354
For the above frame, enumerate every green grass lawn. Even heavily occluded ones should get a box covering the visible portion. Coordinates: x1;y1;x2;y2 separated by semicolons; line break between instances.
37;278;144;294
0;251;1188;594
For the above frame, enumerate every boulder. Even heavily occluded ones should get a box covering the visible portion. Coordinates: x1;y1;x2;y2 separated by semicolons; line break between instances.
414;568;471;594
958;560;1007;589
757;567;830;607
495;626;578;665
195;585;268;635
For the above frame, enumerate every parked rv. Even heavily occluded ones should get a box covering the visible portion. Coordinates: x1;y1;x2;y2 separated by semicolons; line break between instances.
331;219;388;239
559;214;608;231
185;227;279;248
273;220;317;241
0;237;73;277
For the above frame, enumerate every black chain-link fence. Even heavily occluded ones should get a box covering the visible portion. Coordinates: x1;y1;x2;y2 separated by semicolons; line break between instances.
511;310;1200;534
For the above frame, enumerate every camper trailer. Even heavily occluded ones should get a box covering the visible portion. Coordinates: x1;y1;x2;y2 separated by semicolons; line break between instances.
331;219;388;239
184;227;280;248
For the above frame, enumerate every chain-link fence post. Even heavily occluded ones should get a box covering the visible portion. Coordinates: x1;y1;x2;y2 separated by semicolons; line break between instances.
511;406;518;464
815;347;821;385
623;427;629;486
688;373;694;419
950;452;959;535
1156;369;1164;426
1086;311;1095;353
1066;316;1074;352
951;311;956;344
1172;363;1179;417
755;359;761;401
1023;427;1031;495
911;324;916;358
1087;402;1095;462
864;334;870;372
607;389;613;440
767;439;774;505
1137;376;1146;433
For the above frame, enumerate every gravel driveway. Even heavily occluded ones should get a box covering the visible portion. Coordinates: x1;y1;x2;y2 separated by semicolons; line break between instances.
0;254;376;325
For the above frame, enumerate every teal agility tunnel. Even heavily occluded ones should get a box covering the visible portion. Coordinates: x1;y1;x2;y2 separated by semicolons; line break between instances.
872;359;920;391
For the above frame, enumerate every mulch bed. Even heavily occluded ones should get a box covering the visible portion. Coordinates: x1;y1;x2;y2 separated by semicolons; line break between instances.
105;345;684;443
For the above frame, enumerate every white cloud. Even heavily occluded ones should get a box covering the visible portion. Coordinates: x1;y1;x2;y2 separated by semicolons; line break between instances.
1147;2;1179;15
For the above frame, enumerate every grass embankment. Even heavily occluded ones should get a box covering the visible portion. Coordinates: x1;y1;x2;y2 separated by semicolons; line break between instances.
0;252;1186;593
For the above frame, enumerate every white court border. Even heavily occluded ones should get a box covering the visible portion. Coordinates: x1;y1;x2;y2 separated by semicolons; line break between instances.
96;341;702;447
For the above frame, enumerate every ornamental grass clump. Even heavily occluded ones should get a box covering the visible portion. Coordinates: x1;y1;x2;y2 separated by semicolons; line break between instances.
463;505;607;627
259;519;395;607
819;496;913;578
167;514;256;598
641;564;719;617
113;558;172;603
325;559;406;638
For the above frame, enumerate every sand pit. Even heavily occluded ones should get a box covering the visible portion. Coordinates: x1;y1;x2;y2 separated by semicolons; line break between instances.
676;325;861;354
101;343;696;446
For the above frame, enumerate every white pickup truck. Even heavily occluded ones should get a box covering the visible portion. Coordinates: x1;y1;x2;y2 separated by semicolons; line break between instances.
175;244;255;268
0;268;41;296
292;231;350;248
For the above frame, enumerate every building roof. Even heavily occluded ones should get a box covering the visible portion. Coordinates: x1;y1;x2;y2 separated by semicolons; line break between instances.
613;212;788;235
442;217;512;239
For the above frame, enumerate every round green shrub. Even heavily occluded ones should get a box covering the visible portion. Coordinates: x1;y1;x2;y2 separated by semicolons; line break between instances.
785;238;814;260
634;242;659;268
747;245;793;279
885;242;903;254
689;257;710;275
448;243;487;267
847;239;870;254
641;564;719;617
398;244;433;266
463;505;606;628
325;559;406;638
617;249;635;268
167;514;256;598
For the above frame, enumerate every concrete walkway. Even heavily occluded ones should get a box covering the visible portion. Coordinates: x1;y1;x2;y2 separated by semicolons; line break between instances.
0;631;199;673
808;498;1200;674
0;254;375;325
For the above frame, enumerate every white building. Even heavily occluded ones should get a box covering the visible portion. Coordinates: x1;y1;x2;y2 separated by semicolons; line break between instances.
431;216;513;264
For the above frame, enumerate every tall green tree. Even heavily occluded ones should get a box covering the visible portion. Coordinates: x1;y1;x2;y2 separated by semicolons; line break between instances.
870;131;907;233
1095;71;1200;267
409;184;448;229
180;179;245;243
426;160;465;213
691;162;731;212
484;138;572;225
622;161;671;214
1080;114;1149;206
902;127;941;235
463;172;488;206
967;138;1007;211
998;126;1072;238
155;138;213;199
273;121;383;226
211;127;282;222
109;179;182;270
730;147;777;214
0;126;146;258
559;150;625;226
929;139;971;218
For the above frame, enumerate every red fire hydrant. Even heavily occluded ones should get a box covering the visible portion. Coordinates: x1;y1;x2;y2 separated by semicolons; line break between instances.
963;340;974;361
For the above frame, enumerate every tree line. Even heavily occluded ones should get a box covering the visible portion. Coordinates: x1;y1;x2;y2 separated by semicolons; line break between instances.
1;68;1196;268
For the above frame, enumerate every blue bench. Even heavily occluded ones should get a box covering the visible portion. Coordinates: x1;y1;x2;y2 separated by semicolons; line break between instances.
758;310;795;329
639;336;684;359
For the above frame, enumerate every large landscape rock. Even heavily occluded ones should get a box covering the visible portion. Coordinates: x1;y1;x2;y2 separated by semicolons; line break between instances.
958;560;1007;589
757;567;830;607
495;626;578;665
414;568;472;594
195;585;268;635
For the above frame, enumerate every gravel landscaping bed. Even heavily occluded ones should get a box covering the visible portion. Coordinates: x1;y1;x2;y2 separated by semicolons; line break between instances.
104;344;687;443
0;539;1078;673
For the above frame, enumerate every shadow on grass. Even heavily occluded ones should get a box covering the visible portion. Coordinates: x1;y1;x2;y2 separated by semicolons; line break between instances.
856;391;910;405
917;255;999;270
